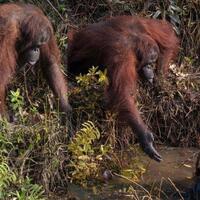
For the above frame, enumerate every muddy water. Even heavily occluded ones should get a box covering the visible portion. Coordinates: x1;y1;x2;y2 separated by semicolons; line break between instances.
140;147;199;199
142;147;197;183
52;147;199;200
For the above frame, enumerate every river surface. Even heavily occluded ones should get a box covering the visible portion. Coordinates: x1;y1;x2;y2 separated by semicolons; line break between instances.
50;147;199;200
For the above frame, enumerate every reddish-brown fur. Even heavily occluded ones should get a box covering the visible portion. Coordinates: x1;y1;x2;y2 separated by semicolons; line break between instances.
67;16;179;161
0;3;71;119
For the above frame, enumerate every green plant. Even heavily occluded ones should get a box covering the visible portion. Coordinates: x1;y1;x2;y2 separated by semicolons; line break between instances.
69;66;108;123
13;177;45;200
0;121;46;200
68;121;110;185
0;135;45;200
76;66;107;88
9;88;24;118
0;162;17;199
